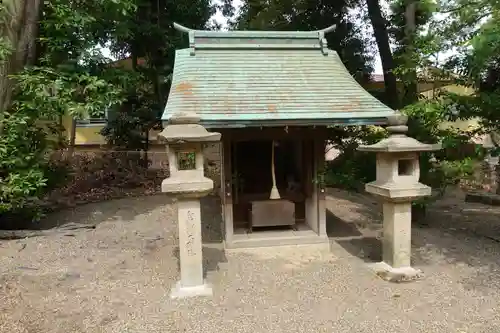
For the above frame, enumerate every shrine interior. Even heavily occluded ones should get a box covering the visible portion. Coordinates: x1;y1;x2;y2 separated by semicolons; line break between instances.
230;139;310;234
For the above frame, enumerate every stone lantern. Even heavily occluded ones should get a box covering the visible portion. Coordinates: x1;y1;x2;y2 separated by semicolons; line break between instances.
159;111;221;298
358;112;440;281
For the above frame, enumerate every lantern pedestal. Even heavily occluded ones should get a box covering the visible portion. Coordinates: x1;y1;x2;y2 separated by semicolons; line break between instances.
169;198;213;299
381;201;412;268
170;281;214;299
369;200;422;282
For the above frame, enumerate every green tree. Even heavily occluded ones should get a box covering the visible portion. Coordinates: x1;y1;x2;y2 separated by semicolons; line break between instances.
233;0;375;79
366;0;399;108
389;0;436;105
436;0;500;193
0;0;135;221
325;1;483;221
101;0;217;163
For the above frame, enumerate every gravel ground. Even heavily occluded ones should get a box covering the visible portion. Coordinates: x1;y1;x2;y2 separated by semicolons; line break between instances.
1;189;500;333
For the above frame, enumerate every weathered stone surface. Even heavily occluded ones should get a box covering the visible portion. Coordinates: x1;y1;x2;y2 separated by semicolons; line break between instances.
381;202;412;268
177;200;205;287
170;280;213;299
358;112;441;281
370;262;424;283
160;112;219;299
161;176;213;198
159;112;221;143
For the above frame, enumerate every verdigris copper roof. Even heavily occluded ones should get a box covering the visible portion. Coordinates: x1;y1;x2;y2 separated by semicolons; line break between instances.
162;23;395;128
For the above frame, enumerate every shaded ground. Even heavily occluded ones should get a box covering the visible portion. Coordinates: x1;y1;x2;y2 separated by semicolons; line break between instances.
1;189;500;332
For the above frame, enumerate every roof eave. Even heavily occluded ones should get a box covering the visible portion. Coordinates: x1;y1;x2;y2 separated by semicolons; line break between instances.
162;117;389;129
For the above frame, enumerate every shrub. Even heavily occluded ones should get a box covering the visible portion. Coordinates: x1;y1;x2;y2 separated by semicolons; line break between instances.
0;112;56;222
324;125;388;190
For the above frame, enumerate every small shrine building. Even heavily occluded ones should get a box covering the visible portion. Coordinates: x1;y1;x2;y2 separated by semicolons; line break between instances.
162;23;396;249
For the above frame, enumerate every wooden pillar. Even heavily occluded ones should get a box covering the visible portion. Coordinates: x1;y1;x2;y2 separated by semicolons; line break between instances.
222;137;234;244
304;139;318;233
314;138;327;237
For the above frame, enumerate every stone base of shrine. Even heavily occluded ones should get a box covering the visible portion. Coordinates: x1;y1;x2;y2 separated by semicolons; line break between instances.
224;227;329;249
369;262;424;283
170;280;213;299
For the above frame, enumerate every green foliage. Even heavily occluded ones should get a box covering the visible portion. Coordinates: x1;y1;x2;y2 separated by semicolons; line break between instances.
0;62;127;220
13;66;125;119
38;0;136;65
389;0;437;105
437;0;500;75
0;0;135;222
0;112;47;217
325;92;482;208
100;0;217;161
1;0;222;223
99;68;159;151
433;1;500;192
324;126;388;190
402;97;479;201
0;37;11;64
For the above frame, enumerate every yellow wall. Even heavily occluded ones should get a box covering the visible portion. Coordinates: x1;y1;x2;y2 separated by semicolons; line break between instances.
364;81;450;94
420;83;475;99
420;84;480;132
61;114;163;147
62;115;107;145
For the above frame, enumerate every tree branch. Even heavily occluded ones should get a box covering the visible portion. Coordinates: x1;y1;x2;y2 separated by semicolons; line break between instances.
440;1;481;14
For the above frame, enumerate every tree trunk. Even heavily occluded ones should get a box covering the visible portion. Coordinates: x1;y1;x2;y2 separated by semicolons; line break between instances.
402;0;418;105
0;0;41;130
69;118;77;154
57;114;65;147
495;161;500;195
366;0;399;109
0;0;25;117
18;0;41;66
144;128;149;168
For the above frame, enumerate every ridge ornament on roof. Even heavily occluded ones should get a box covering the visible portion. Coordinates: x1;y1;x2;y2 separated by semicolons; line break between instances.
172;22;336;56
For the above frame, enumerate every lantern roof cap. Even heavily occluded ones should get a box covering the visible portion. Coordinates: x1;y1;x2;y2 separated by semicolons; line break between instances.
159;111;221;143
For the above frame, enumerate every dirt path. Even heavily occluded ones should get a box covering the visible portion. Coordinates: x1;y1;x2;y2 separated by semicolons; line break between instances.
1;190;500;332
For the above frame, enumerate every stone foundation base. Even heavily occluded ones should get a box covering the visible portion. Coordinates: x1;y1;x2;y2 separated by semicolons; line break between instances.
465;191;500;206
170;280;213;299
369;262;424;283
